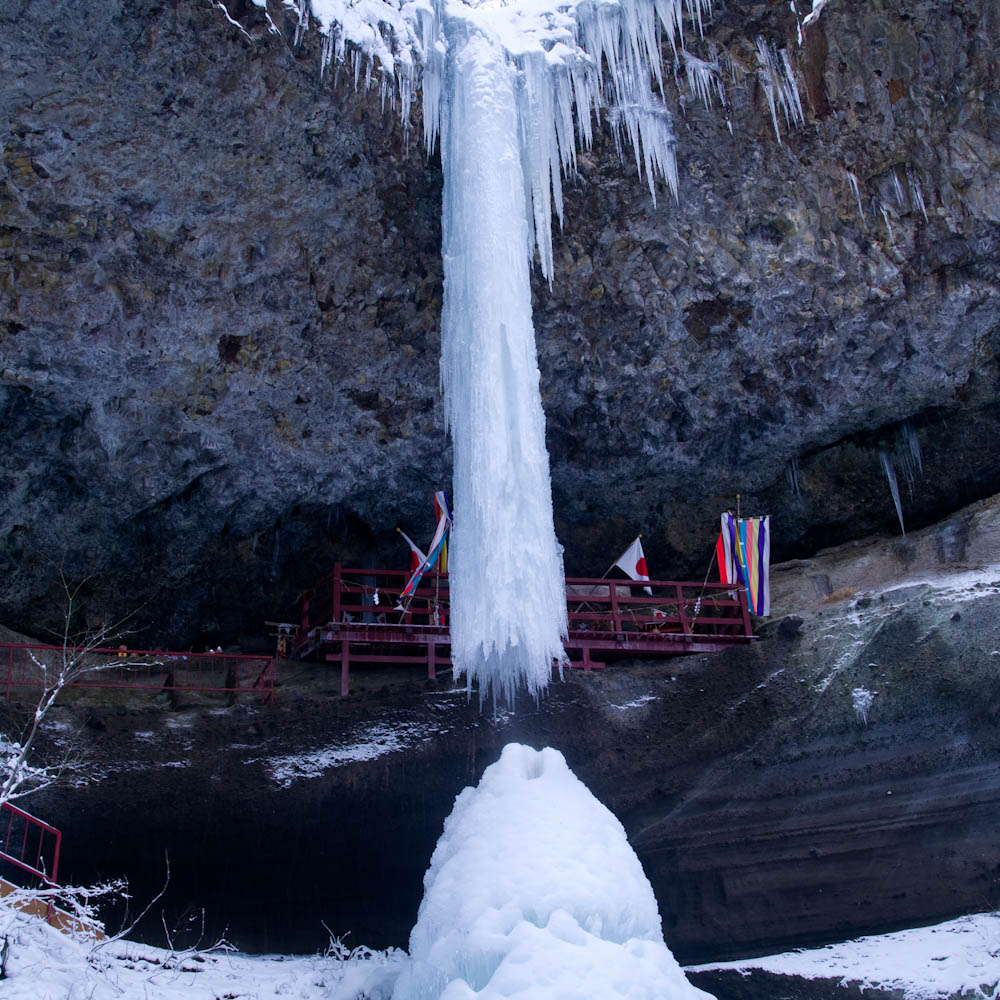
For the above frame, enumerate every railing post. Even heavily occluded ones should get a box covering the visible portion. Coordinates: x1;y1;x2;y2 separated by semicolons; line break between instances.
739;587;753;636
676;585;691;635
609;583;620;633
340;638;350;697
265;657;275;703
427;641;436;681
333;562;342;624
50;826;61;886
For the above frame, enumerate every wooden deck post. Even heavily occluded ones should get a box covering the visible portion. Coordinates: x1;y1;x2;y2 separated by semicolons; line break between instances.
738;587;753;636
340;638;350;697
427;641;436;681
676;584;691;635
609;582;620;633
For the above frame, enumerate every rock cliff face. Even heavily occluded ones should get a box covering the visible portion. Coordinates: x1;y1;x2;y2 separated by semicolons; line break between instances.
1;0;999;643
23;497;1000;964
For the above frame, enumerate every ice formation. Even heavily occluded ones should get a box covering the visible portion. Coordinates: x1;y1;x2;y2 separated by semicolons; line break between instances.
880;448;905;535
392;743;715;1000
280;0;801;700
878;422;924;537
438;25;568;702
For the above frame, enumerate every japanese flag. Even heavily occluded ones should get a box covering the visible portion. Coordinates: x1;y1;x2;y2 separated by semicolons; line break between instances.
615;537;652;595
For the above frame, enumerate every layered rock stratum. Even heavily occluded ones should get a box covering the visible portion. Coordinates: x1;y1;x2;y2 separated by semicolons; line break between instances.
1;0;998;644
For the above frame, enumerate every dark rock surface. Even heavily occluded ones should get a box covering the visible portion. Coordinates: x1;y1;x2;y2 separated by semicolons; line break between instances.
1;0;999;644
686;969;911;1000
21;498;1000;963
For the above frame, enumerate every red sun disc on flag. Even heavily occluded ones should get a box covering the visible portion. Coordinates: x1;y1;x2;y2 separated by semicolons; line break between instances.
635;557;648;578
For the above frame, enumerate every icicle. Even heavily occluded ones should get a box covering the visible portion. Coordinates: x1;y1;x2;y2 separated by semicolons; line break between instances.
852;686;874;725
682;49;725;109
786;456;801;498
287;0;310;47
879;449;905;535
847;170;865;222
755;36;804;143
895;420;923;497
891;169;907;211
902;421;922;474
907;165;928;221
879;203;894;243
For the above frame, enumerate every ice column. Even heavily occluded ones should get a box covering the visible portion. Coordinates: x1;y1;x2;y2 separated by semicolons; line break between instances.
439;20;568;703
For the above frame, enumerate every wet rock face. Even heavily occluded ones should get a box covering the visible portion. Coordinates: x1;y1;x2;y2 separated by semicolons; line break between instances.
1;0;999;641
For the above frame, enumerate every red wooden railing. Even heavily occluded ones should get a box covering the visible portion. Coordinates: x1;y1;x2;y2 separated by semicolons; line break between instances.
297;563;752;637
294;564;755;694
1;645;275;704
0;801;61;886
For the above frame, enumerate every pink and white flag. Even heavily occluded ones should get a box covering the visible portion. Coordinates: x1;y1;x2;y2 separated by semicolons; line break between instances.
397;528;426;573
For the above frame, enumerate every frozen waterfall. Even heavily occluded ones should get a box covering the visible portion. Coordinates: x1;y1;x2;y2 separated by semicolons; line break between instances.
291;0;791;702
439;22;568;703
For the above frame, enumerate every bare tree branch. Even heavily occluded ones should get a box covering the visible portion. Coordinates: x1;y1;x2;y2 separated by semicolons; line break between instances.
1;572;154;807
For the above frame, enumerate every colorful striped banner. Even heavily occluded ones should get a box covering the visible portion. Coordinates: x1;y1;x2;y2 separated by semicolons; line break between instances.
719;512;771;616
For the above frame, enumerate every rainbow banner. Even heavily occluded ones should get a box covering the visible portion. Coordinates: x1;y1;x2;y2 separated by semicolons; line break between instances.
433;491;451;573
719;512;771;616
398;495;452;606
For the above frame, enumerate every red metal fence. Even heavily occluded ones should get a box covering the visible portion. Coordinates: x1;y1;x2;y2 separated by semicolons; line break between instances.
294;563;756;694
0;801;61;886
1;645;275;704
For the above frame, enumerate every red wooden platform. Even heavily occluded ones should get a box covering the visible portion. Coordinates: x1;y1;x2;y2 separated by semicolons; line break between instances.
293;564;756;695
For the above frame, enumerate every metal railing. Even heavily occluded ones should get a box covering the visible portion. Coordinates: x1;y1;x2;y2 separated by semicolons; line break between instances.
297;564;752;638
0;801;61;886
293;564;755;691
1;645;275;704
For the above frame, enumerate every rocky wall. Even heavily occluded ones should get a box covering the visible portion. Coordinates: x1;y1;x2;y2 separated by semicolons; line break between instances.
1;0;998;644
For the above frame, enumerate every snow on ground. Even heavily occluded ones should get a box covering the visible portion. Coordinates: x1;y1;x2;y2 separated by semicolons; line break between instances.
260;719;446;786
5;742;999;998
0;900;406;999
686;912;1000;1000
4;902;999;1000
888;565;1000;602
610;694;659;711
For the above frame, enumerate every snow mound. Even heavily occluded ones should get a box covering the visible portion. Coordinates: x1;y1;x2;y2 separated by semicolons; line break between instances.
393;743;714;1000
